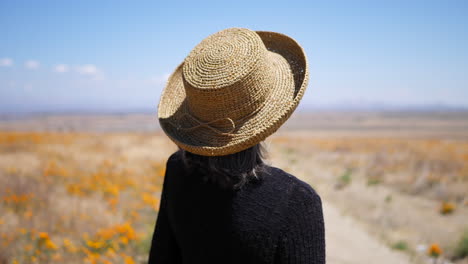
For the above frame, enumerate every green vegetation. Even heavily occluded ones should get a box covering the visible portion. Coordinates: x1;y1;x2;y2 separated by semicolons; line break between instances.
391;240;408;251
384;195;392;203
339;169;352;185
454;230;468;260
367;177;381;186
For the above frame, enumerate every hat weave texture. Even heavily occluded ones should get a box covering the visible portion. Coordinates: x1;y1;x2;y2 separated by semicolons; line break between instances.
158;28;309;156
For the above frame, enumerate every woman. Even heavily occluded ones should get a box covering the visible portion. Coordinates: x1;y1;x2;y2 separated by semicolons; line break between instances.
149;28;325;263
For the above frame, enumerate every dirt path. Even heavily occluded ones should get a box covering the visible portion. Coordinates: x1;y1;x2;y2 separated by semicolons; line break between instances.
268;144;414;264
322;201;412;264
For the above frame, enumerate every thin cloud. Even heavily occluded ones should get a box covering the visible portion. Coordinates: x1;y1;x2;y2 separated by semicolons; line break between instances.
0;58;13;67
75;64;104;80
54;64;69;73
25;60;40;70
149;73;171;85
76;64;99;75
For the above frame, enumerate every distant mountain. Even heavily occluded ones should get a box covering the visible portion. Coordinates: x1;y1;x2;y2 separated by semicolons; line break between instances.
1;101;467;116
300;101;468;112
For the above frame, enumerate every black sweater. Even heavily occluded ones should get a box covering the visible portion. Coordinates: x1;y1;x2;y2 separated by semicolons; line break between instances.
148;152;326;263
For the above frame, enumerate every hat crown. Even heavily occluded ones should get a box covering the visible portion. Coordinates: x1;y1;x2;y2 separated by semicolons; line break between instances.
183;28;264;89
158;28;309;156
182;28;275;122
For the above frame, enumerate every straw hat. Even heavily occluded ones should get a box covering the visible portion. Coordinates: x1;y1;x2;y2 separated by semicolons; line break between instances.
158;28;309;156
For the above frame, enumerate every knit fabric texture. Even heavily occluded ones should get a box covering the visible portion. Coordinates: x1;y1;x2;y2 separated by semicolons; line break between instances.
148;152;326;263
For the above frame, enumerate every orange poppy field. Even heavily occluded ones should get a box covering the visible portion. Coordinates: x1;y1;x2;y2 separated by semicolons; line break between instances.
0;132;174;264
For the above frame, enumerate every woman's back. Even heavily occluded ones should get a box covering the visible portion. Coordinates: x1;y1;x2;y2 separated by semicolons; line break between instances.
151;27;325;263
148;152;325;263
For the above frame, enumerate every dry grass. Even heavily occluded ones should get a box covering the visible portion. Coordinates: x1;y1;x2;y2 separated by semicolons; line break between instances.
268;134;468;263
271;136;468;202
1;130;467;263
0;132;175;264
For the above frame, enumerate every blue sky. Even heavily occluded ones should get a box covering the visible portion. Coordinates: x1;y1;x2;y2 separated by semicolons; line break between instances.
1;0;467;113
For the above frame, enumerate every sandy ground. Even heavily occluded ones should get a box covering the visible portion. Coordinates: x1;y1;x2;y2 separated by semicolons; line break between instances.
322;201;411;264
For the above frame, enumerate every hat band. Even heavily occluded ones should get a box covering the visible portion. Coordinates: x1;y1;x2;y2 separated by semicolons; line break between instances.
165;100;267;136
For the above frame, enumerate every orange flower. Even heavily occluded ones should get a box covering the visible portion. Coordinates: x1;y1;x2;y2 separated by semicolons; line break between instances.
87;239;105;249
123;255;135;264
104;184;120;196
440;202;456;215
38;232;50;240
119;236;129;245
142;193;160;211
97;228;115;240
45;239;58;250
63;238;78;253
428;243;442;257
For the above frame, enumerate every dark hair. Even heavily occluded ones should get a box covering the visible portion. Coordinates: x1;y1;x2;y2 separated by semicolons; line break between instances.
177;142;269;191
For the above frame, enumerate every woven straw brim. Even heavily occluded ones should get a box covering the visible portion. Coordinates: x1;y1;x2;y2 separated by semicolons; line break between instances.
158;31;308;156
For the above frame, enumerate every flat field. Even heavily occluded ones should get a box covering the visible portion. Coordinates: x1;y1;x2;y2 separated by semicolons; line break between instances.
0;111;467;264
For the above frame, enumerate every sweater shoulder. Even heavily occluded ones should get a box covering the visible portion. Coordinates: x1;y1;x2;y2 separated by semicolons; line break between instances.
167;150;182;165
161;151;184;187
265;165;321;202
